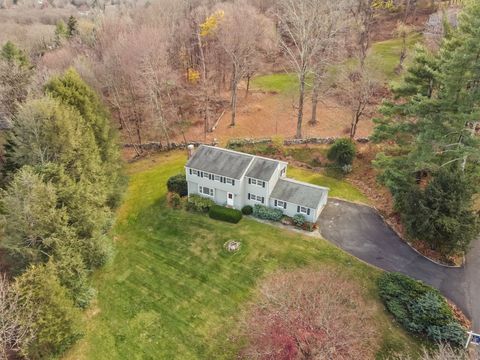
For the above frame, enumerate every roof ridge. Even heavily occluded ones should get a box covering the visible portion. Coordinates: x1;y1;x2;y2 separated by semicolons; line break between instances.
280;177;330;191
199;144;254;159
200;144;287;165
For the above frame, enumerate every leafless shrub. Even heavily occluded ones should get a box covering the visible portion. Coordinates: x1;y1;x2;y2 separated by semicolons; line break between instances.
0;273;33;359
240;267;379;360
389;343;469;360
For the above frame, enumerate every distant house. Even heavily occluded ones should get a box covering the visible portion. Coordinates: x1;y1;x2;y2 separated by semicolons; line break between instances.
185;145;329;222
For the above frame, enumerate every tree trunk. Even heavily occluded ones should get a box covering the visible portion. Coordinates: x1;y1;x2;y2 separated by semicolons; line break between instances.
309;72;320;125
230;65;239;127
245;74;251;98
196;31;210;138
296;72;306;139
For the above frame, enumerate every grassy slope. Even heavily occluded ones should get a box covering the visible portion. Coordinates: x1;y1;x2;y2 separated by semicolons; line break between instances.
251;33;423;94
65;152;422;360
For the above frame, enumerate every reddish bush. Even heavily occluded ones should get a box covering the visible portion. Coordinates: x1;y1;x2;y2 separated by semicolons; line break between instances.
240;268;378;360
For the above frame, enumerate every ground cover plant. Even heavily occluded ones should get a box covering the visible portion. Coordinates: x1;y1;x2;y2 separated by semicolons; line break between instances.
378;272;466;347
64;151;423;360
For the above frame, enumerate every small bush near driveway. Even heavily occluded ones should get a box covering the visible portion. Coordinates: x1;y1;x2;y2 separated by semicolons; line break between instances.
209;205;243;224
378;272;466;347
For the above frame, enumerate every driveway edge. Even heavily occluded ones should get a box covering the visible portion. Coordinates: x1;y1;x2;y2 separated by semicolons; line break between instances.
329;197;464;269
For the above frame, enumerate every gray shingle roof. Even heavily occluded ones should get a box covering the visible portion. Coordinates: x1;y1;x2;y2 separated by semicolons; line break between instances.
245;158;279;181
186;145;254;179
270;179;329;209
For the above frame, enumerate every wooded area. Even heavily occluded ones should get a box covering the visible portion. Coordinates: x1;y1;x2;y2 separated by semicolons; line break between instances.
0;0;478;358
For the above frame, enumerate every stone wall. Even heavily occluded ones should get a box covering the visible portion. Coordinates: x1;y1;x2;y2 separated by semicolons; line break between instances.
226;136;369;148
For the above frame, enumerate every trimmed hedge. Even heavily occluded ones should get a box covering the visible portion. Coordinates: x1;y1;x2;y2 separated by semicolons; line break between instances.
378;272;466;346
242;205;253;215
167;174;188;196
186;194;215;213
209;205;242;224
252;204;283;222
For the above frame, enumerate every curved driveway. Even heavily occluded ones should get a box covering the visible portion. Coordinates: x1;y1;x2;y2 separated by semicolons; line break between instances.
318;199;480;331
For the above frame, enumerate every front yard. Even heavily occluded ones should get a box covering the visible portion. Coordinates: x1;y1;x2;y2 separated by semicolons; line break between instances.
64;151;422;359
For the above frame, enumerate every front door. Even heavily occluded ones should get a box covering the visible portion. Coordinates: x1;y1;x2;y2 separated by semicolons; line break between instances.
227;192;234;207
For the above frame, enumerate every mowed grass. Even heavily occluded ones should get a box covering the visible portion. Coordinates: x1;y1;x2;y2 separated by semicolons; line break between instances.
65;151;421;360
251;33;423;94
250;72;299;94
368;33;423;80
288;166;370;204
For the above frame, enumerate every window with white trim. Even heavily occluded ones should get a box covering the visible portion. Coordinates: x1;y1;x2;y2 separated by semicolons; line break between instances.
248;193;264;204
199;185;214;197
214;175;221;182
299;206;308;214
191;169;198;176
276;200;286;208
226;178;233;184
249;178;265;187
203;172;210;179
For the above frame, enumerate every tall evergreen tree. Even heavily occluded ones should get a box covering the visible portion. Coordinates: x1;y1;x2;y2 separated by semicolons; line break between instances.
372;1;480;254
45;68;122;206
14;262;83;359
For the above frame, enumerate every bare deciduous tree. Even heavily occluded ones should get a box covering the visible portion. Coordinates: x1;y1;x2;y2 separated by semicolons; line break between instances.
241;268;378;359
216;1;272;127
276;0;349;139
0;274;33;359
308;1;351;125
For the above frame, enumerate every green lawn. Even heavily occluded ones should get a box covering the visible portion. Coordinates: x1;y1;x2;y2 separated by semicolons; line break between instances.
288;166;369;204
65;151;421;360
368;33;423;80
250;72;299;94
250;33;423;94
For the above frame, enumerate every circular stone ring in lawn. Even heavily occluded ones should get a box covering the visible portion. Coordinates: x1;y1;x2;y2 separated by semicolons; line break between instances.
224;240;241;252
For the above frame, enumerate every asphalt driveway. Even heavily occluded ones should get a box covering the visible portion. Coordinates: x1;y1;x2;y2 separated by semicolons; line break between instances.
318;198;479;332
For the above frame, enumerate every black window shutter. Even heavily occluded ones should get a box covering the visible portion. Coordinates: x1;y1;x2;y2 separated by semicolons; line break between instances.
232;180;235;186
274;200;277;206
248;178;251;184
262;197;264;204
284;202;287;209
200;171;203;177
248;193;251;200
262;181;265;188
189;169;192;175
297;205;300;212
307;208;311;215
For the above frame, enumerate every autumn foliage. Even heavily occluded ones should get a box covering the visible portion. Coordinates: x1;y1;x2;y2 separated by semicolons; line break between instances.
241;268;378;360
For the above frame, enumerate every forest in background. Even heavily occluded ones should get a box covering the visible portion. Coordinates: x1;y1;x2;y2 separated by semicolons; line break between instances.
0;0;479;359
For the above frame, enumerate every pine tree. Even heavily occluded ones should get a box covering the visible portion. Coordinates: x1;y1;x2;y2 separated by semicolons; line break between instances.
67;16;78;38
14;262;83;359
0;41;29;68
372;1;480;254
54;20;68;45
45;68;122;207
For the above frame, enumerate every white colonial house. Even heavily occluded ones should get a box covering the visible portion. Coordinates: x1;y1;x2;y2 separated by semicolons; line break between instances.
185;145;329;222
